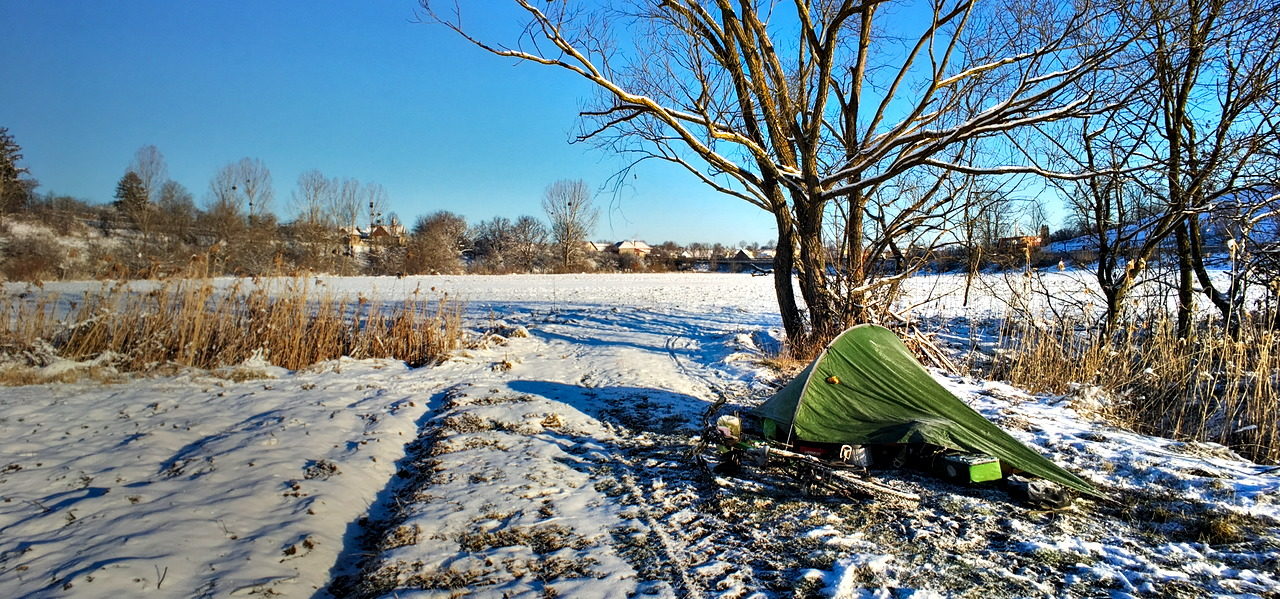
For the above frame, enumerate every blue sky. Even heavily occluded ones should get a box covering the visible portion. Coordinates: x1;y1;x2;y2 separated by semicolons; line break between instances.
0;2;779;246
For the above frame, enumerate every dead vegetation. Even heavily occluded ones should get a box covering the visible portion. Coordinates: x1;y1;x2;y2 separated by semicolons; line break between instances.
457;524;593;555
0;273;464;381
987;315;1280;464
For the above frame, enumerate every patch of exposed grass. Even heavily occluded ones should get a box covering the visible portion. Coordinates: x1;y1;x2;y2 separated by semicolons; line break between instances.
1028;547;1090;569
1190;512;1252;545
458;524;592;555
379;524;422;551
0;364;123;386
1111;488;1274;546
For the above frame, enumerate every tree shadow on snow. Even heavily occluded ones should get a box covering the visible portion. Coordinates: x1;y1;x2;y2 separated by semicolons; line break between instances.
507;380;709;436
527;306;777;360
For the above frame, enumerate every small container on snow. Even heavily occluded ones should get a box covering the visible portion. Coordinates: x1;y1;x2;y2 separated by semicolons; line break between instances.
715;415;742;441
942;453;1002;483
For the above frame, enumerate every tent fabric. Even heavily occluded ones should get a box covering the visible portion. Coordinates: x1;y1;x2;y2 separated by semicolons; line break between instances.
753;324;1101;498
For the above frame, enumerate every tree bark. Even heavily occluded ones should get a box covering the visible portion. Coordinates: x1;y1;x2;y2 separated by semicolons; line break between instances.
1187;214;1243;337
1175;219;1196;338
770;209;806;351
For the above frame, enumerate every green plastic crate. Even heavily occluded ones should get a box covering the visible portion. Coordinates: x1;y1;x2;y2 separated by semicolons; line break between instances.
943;454;1002;483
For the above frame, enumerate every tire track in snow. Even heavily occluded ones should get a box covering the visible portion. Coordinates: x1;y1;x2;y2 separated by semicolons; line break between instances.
609;451;704;598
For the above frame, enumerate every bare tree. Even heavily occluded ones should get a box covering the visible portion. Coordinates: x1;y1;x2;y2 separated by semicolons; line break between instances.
1147;0;1280;335
205;165;245;243
129;145;167;205
288;169;347;272
471;216;515;272
510;215;548;272
1047;104;1159;333
236;158;273;224
956;184;1006;305
1046;0;1280;335
541;179;598;272
331;178;363;232
292;169;335;228
208;157;274;226
423;0;1136;349
362;182;389;228
156;180;196;241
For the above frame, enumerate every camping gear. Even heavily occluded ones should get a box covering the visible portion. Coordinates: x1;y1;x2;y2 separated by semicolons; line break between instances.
943;453;1002;483
700;422;922;502
715;415;742;441
751;324;1101;499
1007;475;1074;509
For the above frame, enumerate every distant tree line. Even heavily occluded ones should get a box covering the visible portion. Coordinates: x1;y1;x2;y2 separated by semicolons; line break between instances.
0;136;756;281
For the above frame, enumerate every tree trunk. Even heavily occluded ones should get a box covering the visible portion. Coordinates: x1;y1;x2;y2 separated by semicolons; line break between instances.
793;199;841;350
1187;215;1242;338
1100;281;1127;340
1175;220;1196;338
963;246;981;307
771;209;806;352
845;190;869;324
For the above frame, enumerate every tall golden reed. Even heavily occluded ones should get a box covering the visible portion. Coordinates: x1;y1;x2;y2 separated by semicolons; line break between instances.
989;315;1279;464
1;276;464;375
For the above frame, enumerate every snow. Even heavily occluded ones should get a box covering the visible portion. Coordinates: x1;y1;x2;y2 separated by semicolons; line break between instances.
0;357;444;596
2;272;1278;598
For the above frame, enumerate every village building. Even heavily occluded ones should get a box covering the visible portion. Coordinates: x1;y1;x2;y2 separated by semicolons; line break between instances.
340;222;406;254
609;240;653;257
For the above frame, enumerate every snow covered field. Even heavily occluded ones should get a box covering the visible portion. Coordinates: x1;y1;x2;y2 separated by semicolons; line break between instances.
1;272;1277;598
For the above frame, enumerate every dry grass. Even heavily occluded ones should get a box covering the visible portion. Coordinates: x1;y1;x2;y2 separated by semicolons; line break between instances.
0;275;465;380
758;353;809;376
988;315;1280;464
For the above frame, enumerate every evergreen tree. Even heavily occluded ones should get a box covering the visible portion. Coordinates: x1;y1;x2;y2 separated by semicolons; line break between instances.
113;171;152;231
0;127;35;213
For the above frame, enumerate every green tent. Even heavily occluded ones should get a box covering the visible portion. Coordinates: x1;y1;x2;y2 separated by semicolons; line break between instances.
753;324;1101;498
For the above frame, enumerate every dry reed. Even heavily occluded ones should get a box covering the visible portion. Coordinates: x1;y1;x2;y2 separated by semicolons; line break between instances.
988;315;1280;464
0;277;465;378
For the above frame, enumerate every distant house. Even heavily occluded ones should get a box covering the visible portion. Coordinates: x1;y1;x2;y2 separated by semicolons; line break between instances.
732;248;755;261
609;240;653;257
369;223;406;245
583;241;610;253
340;223;406;255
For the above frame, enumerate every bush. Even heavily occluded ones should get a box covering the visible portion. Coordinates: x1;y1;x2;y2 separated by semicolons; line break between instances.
1;236;64;281
619;253;646;272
